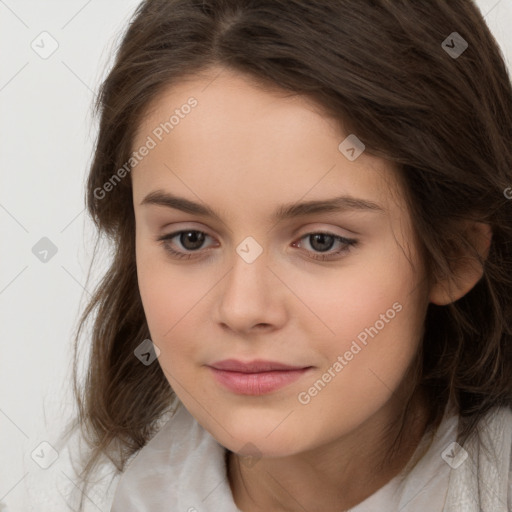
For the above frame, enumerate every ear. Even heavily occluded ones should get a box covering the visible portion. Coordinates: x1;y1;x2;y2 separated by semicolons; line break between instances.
429;221;492;306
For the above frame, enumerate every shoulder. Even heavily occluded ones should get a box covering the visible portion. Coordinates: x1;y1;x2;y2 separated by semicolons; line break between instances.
109;400;236;511
443;405;512;512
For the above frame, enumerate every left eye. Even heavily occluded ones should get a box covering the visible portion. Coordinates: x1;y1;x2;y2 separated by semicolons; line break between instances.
292;232;357;260
156;230;217;259
156;230;357;261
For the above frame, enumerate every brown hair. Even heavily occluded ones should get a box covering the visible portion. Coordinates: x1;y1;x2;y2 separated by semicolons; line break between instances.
62;0;512;509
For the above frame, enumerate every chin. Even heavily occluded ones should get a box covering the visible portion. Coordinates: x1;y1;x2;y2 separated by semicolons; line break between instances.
208;417;306;458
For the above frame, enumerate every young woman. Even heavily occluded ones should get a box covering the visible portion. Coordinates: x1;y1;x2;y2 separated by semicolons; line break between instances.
65;1;512;510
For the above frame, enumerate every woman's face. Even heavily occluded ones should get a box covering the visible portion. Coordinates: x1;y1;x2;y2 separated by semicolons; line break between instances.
131;67;431;457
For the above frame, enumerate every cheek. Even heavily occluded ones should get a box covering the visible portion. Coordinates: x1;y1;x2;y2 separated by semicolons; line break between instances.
136;244;187;344
137;272;198;385
308;286;424;421
293;298;424;447
298;246;425;401
135;244;216;379
285;255;417;354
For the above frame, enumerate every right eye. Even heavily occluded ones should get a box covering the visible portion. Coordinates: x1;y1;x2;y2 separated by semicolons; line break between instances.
156;230;217;260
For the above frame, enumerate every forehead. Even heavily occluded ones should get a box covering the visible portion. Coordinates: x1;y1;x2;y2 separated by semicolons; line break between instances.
130;68;405;219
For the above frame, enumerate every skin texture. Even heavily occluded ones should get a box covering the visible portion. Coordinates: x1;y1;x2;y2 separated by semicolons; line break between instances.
131;67;491;511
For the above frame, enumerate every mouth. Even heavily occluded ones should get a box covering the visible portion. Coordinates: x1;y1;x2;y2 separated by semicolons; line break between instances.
207;359;313;395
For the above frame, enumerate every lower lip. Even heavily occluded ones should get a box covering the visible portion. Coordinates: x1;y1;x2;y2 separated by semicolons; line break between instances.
208;367;312;395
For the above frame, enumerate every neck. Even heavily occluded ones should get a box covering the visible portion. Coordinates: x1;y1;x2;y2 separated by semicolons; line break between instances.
227;387;431;512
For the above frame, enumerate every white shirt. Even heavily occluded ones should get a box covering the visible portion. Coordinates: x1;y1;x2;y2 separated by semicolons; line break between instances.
111;399;503;512
349;404;458;511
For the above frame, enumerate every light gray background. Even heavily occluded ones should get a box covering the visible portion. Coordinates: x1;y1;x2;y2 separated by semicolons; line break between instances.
1;1;511;510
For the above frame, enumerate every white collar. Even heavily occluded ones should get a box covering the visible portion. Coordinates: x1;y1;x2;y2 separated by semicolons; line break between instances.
110;398;512;512
111;400;241;511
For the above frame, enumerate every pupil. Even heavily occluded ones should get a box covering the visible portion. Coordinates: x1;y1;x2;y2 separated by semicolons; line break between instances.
178;232;335;252
311;233;334;252
181;231;205;250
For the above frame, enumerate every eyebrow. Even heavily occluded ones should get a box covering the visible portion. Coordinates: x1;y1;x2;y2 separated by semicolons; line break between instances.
140;190;385;222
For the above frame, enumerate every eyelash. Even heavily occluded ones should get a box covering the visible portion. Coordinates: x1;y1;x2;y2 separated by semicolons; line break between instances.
156;230;358;262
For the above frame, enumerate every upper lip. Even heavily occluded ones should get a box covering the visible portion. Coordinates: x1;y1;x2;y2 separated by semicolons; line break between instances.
209;359;310;373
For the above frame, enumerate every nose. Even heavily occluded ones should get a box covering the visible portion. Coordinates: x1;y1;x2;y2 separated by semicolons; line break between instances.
215;245;287;335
